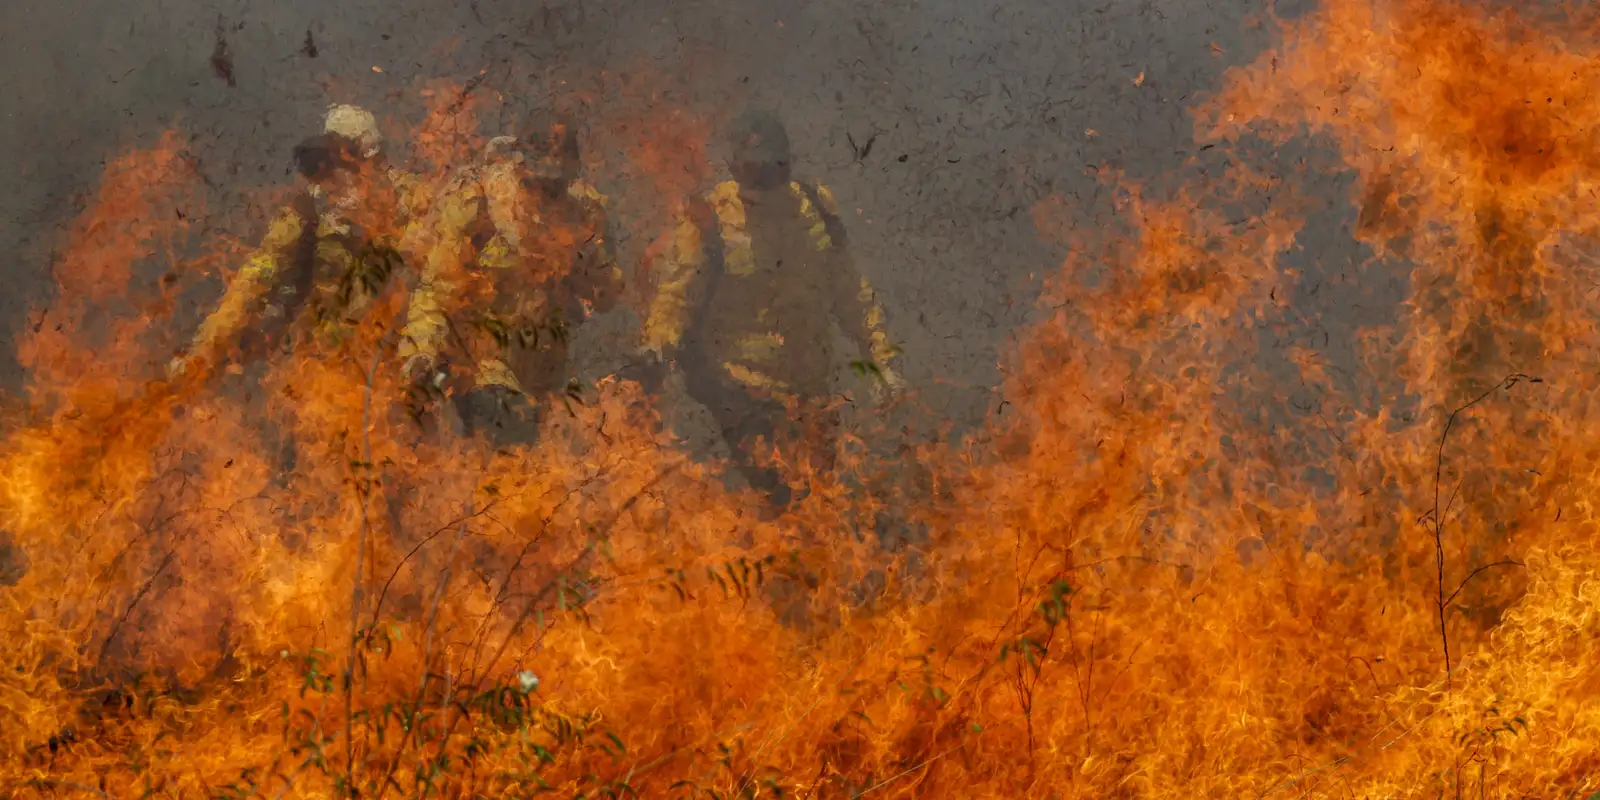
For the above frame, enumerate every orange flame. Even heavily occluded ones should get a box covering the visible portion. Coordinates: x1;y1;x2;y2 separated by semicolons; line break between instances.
4;2;1600;796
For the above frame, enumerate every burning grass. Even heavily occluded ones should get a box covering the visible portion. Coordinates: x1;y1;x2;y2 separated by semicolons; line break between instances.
3;0;1600;796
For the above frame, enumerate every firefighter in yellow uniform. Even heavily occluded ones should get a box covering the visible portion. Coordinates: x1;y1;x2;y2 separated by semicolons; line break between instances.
640;110;903;510
399;119;622;447
169;105;426;378
164;105;427;565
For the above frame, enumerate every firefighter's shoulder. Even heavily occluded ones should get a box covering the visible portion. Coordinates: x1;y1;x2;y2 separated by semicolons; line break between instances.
260;201;311;249
813;183;840;216
794;180;840;216
387;168;428;214
706;180;747;227
709;180;742;206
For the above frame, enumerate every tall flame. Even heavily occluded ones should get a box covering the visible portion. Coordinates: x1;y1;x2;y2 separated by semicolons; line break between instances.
2;1;1599;796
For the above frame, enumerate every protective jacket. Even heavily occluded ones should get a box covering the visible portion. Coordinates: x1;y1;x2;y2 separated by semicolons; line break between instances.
642;180;895;401
398;157;622;397
187;168;426;363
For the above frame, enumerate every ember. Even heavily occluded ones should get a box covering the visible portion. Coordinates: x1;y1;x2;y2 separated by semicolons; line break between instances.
1;0;1598;796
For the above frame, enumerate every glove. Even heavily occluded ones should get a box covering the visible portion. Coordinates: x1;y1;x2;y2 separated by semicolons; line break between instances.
399;353;454;437
401;353;453;409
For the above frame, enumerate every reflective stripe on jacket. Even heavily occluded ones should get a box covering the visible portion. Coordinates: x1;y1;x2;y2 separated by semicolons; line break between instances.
642;180;895;398
188;168;426;359
399;161;620;394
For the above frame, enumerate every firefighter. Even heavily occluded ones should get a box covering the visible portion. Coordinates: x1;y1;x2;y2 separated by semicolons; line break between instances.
638;109;904;512
168;104;425;379
161;106;428;576
398;118;623;448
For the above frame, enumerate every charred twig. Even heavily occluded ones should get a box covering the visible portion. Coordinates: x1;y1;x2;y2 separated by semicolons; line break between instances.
1075;591;1103;738
211;16;236;87
90;485;182;600
367;502;498;630
96;549;177;664
1254;755;1352;799
427;444;525;770
445;71;491;116
847;131;880;164
1347;655;1384;694
470;547;592;690
1255;703;1445;798
436;461;668;729
471;464;683;688
408;493;475;778
734;647;880;796
857;741;964;796
616;721;759;788
378;438;672;791
1429;373;1535;685
371;496;474;800
269;756;313;800
1443;560;1526;609
431;653;459;769
980;553;1186;666
343;345;387;781
459;521;551;677
418;556;591;787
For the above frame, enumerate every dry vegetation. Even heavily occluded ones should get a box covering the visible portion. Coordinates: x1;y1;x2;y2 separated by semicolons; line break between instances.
3;0;1600;796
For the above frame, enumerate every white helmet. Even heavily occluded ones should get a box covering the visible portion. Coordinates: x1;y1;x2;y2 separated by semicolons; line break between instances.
323;104;382;159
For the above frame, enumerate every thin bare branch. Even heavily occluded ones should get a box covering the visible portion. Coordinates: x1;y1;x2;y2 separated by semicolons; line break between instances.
858;742;964;796
1430;373;1532;685
344;344;386;781
1444;560;1526;610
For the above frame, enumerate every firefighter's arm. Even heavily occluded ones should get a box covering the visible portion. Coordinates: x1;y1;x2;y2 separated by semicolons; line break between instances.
173;204;307;376
477;162;522;270
398;181;482;378
809;186;897;364
391;170;426;221
812;184;904;395
392;171;433;255
842;269;898;368
639;202;708;359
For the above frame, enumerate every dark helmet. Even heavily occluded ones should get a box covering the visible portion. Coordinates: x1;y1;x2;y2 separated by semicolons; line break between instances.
292;132;365;184
511;114;582;187
728;110;791;189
